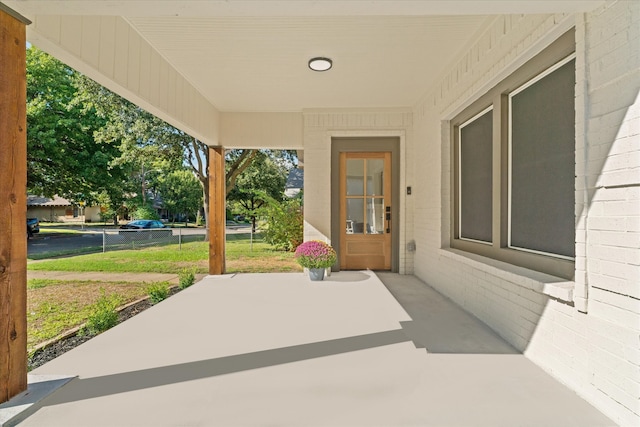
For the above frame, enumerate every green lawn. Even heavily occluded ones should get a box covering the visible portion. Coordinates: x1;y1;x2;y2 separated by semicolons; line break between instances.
28;234;301;274
27;278;149;352
38;228;83;234
27;234;301;353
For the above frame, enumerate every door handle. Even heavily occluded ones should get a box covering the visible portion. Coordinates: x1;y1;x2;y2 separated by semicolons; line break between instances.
385;206;391;233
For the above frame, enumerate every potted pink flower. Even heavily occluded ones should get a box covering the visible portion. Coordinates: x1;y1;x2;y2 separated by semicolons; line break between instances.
294;240;337;281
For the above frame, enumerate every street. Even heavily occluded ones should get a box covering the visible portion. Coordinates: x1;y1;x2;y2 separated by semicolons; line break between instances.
27;225;252;257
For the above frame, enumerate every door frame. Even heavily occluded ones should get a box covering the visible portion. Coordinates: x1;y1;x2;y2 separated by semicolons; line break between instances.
331;137;400;272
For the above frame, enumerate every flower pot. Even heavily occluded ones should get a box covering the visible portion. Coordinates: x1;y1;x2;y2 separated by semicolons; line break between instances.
308;268;325;281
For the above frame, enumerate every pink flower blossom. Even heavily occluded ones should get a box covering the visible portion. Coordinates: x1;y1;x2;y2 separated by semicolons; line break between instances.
294;240;337;269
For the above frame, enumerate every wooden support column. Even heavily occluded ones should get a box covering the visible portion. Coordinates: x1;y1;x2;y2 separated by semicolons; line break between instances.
0;7;28;404
208;146;226;274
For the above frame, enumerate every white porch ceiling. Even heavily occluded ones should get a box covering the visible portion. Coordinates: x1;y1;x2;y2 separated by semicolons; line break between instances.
6;0;603;113
127;15;490;111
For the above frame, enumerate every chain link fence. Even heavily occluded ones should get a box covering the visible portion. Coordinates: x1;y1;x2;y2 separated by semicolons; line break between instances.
102;228;208;252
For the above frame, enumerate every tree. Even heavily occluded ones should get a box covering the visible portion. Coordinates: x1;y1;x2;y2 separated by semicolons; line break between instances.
227;151;288;231
28;47;290;228
26;47;123;203
157;169;203;225
261;193;303;251
74;75;185;213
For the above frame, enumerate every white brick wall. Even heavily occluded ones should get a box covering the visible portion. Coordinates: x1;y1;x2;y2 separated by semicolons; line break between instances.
411;1;640;425
302;110;414;274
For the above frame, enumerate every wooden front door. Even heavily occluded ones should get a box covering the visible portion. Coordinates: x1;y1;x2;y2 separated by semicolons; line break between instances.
340;152;392;270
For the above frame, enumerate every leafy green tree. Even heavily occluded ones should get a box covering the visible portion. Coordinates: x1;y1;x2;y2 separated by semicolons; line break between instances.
74;76;183;212
227;151;288;231
132;205;160;220
261;193;303;251
157;169;203;225
75;77;261;228
26;47;123;202
27;47;290;229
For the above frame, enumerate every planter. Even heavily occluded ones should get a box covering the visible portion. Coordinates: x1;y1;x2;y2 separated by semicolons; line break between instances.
308;268;325;281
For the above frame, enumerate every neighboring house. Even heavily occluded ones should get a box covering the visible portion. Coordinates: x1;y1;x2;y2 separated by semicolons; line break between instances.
284;169;303;198
27;195;102;223
2;1;639;424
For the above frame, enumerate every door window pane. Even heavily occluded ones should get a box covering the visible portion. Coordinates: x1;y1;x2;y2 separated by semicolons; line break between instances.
366;159;384;196
366;198;385;234
346;159;364;196
346;198;364;234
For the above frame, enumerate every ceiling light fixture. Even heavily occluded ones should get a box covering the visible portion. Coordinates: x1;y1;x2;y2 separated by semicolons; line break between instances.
308;57;332;72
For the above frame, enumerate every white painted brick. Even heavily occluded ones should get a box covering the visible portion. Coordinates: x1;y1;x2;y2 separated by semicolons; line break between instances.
599;260;640;282
591;359;640;402
408;1;640;424
587;258;602;274
588;313;640;350
626;345;640;367
627;245;640;265
590;299;640;330
591;287;640;315
597;230;640;248
601;151;640;172
591;273;640;299
588;216;632;232
604;200;638;217
589;244;634;263
624;216;640;232
597;170;640;188
606;135;640;157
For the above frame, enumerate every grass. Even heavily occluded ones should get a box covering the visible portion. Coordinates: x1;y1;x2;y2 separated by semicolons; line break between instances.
38;228;84;235
27;233;301;351
27;279;149;352
28;234;301;274
28;247;104;260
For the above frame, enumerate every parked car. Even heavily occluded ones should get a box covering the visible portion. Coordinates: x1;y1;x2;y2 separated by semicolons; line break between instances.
120;220;166;230
118;219;172;242
27;217;40;234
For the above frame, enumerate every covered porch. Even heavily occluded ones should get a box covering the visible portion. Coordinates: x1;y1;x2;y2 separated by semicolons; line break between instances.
2;272;613;426
1;0;638;424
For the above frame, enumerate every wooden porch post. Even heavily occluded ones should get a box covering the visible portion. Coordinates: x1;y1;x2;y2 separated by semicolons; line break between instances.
0;7;28;404
208;146;226;274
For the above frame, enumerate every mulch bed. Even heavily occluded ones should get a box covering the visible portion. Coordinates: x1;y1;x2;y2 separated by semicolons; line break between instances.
28;287;181;371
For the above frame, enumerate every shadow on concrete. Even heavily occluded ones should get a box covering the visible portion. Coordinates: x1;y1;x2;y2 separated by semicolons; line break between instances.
323;271;371;282
37;272;519;408
39;329;410;407
377;273;519;354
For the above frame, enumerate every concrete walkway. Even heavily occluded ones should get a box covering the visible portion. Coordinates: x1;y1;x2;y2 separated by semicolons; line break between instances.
8;271;614;426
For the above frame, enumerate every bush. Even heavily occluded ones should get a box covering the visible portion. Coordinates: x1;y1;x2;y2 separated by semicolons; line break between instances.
179;269;196;289
147;281;169;304
133;205;160;220
262;196;303;251
86;291;122;334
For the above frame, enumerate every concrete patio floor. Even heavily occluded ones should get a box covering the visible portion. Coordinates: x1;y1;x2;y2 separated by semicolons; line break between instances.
9;271;614;426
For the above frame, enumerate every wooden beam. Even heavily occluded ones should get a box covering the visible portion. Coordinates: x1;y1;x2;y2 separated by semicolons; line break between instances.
208;146;226;274
0;9;28;404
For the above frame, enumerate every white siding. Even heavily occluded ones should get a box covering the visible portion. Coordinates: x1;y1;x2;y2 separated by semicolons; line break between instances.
27;15;220;145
